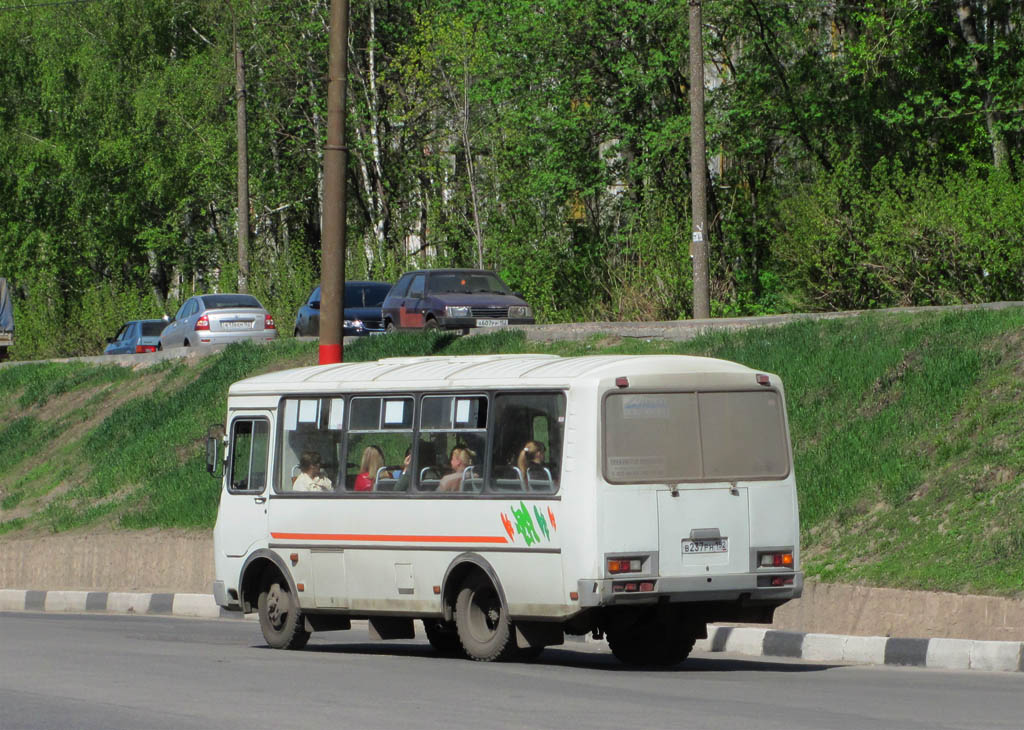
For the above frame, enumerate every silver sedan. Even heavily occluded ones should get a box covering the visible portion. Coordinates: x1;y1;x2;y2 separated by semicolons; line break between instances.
159;293;277;349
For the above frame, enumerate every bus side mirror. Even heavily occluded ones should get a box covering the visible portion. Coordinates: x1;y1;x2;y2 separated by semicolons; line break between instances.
206;424;226;476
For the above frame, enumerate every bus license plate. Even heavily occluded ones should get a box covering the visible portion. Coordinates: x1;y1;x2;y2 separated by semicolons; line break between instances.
475;319;508;327
682;538;728;554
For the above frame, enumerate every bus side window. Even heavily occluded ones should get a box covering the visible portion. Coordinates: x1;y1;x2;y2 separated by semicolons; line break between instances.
229;418;270;492
346;396;414;493
488;392;565;494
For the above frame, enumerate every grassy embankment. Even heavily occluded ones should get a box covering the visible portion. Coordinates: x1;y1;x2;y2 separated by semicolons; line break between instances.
0;308;1022;596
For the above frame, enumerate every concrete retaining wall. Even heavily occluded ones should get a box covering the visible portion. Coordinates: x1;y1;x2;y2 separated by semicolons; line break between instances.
2;531;1023;642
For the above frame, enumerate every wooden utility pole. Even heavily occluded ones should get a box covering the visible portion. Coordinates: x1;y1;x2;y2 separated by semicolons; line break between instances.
320;0;349;364
689;0;710;319
234;30;251;294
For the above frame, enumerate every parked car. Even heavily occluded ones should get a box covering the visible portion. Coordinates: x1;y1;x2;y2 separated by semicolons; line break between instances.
381;269;534;332
104;319;167;355
294;281;392;337
159;293;277;349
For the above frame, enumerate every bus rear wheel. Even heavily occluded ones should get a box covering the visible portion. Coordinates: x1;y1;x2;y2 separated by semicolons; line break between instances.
258;575;310;650
607;619;697;667
455;574;515;661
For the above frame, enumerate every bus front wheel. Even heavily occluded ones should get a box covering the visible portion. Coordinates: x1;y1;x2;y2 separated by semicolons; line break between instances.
455;574;515;661
258;575;310;650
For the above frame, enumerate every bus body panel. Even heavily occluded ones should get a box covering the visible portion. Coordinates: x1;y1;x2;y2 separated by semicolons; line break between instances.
265;493;569;618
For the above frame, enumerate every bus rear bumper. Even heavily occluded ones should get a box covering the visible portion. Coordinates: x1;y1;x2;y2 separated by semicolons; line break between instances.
578;572;803;609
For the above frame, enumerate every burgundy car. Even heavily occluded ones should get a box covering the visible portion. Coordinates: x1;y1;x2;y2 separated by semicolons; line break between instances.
381;269;534;332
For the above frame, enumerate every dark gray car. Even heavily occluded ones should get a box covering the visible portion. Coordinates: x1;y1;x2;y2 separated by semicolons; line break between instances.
160;293;277;349
104;319;167;355
381;269;534;332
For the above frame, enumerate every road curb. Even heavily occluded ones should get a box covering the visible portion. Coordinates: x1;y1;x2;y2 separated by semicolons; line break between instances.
0;589;246;621
695;626;1023;673
3;588;1021;672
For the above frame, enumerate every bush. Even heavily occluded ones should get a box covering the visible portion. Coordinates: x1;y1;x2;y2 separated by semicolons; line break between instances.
772;160;1024;311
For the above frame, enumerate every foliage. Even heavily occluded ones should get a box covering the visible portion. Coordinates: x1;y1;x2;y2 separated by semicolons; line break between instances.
0;0;1022;360
773;161;1024;311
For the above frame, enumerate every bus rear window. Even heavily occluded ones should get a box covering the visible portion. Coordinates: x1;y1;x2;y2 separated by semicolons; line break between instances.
603;391;789;483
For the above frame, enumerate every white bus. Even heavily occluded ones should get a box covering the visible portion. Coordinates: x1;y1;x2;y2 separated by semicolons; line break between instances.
209;353;802;665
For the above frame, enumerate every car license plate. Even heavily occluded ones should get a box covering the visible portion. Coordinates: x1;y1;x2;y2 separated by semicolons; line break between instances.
682;537;728;554
475;319;508;327
221;320;253;330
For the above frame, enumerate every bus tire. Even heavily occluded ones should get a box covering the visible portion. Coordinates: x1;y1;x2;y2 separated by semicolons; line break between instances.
454;573;514;661
422;618;463;655
258;575;310;650
608;620;696;667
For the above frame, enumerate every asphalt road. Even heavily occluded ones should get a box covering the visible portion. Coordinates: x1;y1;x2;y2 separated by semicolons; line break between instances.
1;613;1021;730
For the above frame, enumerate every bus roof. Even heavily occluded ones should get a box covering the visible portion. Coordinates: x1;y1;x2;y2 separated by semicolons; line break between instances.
227;353;761;396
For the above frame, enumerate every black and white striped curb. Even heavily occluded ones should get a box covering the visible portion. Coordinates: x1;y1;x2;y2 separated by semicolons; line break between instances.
0;589;242;620
3;589;1021;672
695;626;1024;673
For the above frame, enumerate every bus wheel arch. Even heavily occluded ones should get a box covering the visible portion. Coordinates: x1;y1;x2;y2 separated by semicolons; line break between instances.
442;554;515;662
239;550;294;614
440;553;507;622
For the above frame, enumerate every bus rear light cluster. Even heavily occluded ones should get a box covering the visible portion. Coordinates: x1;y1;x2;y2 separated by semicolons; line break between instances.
607;557;643;574
757;575;795;587
612;581;656;593
758;551;793;568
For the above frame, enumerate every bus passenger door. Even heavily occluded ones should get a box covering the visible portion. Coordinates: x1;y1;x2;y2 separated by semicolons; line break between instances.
217;414;272;558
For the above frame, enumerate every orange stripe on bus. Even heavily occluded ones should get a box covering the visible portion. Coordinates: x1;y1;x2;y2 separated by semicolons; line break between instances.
270;532;509;544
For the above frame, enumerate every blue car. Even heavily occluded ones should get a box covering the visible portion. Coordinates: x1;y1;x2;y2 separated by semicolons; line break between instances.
294;281;393;337
381;269;534;332
104;319;167;355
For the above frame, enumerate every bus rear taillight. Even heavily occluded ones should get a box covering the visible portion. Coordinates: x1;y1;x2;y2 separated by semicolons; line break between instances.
758;551;793;568
607;557;643;574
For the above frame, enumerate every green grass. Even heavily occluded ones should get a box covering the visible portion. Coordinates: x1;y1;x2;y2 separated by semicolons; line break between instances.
0;309;1022;596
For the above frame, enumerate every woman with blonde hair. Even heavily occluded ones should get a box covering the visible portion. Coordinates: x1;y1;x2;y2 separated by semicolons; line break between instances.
354;445;385;491
439;446;475;492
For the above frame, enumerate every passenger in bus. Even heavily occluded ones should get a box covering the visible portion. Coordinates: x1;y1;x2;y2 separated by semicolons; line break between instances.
438;446;474;492
292;450;334;492
518;440;554;489
394;448;413;491
354;445;385;491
